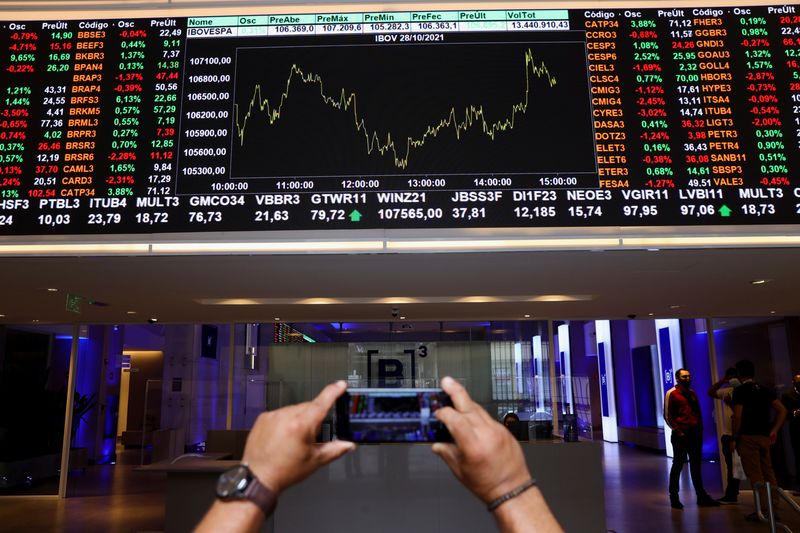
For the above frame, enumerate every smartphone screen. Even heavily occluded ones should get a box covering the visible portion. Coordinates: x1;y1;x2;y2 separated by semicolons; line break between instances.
335;388;452;443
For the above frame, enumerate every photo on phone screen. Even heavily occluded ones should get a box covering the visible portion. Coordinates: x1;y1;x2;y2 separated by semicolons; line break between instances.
335;388;452;443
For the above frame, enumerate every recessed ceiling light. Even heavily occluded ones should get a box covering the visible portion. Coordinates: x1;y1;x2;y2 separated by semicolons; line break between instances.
296;298;341;305
669;305;681;309
400;316;406;320
648;313;654;316
46;288;58;292
770;310;777;314
32;319;39;323
750;279;771;285
457;296;499;303
374;297;421;304
274;317;280;321
200;294;592;305
126;311;137;315
524;314;531;318
0;314;5;318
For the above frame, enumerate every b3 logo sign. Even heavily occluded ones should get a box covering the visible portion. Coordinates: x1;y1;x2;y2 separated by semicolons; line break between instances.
359;344;431;387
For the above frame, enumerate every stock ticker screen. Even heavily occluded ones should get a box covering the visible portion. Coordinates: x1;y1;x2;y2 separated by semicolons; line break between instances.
1;4;800;234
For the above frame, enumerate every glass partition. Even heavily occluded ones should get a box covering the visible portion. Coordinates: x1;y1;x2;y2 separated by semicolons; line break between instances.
12;317;800;500
708;316;800;487
0;326;65;495
256;323;559;442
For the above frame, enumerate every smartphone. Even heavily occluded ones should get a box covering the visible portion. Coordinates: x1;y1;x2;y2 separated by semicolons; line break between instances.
335;388;453;443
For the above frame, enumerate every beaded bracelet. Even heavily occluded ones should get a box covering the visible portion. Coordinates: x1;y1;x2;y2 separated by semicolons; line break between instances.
487;479;537;512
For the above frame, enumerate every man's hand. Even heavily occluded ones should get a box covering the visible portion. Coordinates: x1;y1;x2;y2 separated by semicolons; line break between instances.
769;429;778;445
242;380;355;494
432;377;531;503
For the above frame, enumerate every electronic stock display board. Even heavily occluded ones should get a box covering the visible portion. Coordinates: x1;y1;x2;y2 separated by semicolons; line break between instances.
2;4;800;234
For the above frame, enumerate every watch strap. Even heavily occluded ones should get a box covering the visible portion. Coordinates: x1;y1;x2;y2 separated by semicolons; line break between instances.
242;474;278;517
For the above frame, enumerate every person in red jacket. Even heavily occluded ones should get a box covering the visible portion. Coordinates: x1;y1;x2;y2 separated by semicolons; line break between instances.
664;368;720;509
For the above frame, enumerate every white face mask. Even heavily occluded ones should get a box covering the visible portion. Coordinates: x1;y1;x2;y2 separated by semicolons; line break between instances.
729;378;742;388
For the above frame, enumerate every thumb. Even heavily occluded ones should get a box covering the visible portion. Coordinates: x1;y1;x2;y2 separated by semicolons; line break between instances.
432;442;462;479
315;440;356;466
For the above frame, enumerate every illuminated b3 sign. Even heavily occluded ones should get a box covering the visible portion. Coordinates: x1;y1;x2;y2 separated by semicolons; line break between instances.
348;343;436;388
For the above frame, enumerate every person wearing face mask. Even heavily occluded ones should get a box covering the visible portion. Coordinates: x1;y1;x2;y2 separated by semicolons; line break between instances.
708;367;741;503
664;368;720;509
780;372;800;493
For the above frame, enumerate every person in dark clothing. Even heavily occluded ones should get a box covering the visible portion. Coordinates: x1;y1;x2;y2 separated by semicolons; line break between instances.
664;368;720;509
731;359;787;521
708;367;741;503
780;372;800;492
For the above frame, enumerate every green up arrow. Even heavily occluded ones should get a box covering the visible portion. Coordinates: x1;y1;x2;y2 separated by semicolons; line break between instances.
719;205;732;217
349;210;362;222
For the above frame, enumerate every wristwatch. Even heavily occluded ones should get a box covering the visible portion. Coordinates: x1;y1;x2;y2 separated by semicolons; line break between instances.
216;463;277;517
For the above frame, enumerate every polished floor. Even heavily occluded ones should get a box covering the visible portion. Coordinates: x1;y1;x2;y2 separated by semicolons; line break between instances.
0;448;165;533
2;443;800;532
605;442;800;532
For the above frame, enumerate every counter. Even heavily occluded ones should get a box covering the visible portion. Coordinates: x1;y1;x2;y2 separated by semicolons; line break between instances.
141;441;605;532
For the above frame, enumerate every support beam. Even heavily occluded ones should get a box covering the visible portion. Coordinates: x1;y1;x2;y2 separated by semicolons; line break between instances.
58;325;80;498
706;318;727;494
227;324;235;430
547;320;559;435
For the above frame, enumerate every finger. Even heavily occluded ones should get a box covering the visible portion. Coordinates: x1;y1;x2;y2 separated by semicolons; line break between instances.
315;440;356;466
436;406;477;450
432;442;463;479
471;402;497;426
441;376;473;413
309;381;347;422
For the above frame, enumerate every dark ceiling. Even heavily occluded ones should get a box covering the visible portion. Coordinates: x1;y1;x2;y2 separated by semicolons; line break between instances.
0;246;797;325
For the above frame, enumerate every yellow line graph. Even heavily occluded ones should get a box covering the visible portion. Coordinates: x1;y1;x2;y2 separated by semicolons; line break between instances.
234;49;557;170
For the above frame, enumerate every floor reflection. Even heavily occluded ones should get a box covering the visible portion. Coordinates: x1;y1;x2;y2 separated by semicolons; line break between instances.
3;442;800;532
604;441;800;532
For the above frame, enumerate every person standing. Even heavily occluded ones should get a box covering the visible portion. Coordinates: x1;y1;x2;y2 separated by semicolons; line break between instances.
731;359;787;521
708;367;741;503
664;368;720;509
780;372;800;493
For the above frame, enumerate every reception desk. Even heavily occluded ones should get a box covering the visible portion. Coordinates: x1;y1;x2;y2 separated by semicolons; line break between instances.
143;441;604;533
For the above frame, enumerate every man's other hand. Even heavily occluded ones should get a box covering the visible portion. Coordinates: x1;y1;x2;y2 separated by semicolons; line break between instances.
242;380;355;494
432;376;531;504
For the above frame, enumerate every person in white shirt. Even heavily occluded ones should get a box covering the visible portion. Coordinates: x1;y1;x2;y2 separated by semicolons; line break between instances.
708;367;741;504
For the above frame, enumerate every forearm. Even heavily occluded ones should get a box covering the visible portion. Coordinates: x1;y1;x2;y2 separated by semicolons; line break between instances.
773;411;787;434
708;381;722;399
494;487;564;533
194;500;265;533
663;409;675;430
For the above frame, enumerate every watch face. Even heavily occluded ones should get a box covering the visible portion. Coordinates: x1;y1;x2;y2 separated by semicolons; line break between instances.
216;465;250;499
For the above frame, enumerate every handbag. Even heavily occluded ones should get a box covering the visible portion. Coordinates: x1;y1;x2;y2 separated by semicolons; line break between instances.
732;449;747;481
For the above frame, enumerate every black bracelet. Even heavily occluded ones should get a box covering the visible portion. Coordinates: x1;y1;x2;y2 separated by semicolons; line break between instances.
487;479;537;512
